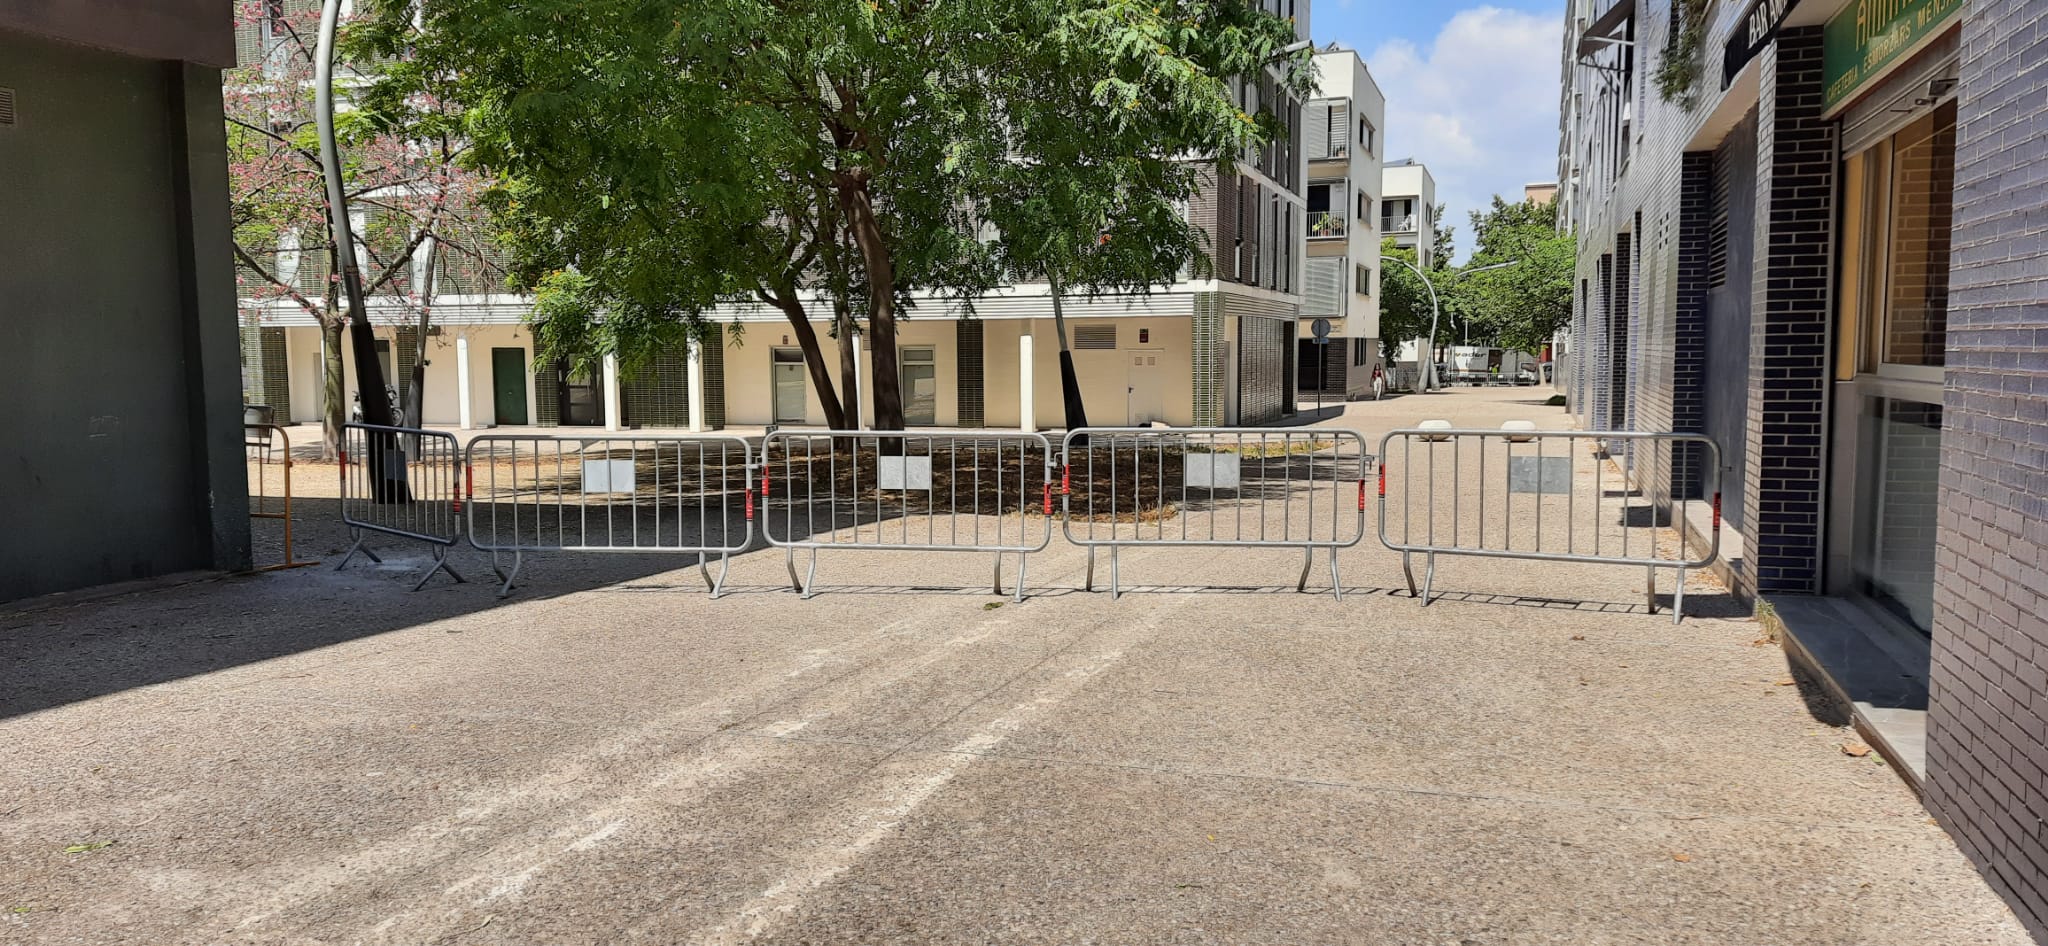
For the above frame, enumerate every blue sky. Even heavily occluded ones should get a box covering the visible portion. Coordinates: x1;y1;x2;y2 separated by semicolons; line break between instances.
1310;1;1565;259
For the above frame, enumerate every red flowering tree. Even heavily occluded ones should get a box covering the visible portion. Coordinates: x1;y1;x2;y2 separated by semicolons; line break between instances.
226;0;499;457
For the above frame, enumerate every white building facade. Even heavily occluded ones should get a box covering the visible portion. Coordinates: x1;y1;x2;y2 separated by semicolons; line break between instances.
1298;45;1386;400
1380;159;1437;267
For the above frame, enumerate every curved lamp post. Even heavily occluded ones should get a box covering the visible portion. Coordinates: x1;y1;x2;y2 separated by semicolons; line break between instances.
1380;256;1521;392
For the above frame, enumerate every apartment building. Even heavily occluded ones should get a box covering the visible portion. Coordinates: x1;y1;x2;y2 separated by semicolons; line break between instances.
1558;0;2048;935
1298;45;1388;401
238;4;1315;432
1380;159;1437;267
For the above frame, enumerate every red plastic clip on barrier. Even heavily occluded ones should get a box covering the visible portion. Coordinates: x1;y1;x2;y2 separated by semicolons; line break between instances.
1044;482;1054;516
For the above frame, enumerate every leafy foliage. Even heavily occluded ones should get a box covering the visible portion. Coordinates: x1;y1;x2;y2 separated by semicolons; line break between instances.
1651;0;1709;109
1454;197;1575;354
227;0;501;452
362;0;1309;429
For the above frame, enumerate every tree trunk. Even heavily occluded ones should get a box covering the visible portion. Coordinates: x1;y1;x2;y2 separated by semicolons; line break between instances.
1048;266;1089;433
770;294;845;430
321;316;346;460
834;169;904;440
835;294;859;428
404;236;439;430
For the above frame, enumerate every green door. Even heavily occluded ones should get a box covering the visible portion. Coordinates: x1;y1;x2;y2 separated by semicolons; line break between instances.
491;348;529;425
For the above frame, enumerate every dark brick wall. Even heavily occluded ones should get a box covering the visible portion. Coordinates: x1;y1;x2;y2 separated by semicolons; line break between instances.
1738;27;1833;599
1671;152;1712;500
1926;0;2048;937
1610;230;1634;445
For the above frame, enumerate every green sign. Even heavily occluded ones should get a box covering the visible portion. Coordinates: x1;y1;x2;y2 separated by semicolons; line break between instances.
1823;0;1965;112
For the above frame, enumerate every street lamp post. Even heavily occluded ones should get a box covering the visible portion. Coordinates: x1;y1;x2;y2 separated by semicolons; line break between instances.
1380;256;1522;392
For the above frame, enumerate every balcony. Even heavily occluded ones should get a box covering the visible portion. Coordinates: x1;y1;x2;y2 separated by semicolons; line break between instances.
1308;211;1347;240
1382;214;1417;234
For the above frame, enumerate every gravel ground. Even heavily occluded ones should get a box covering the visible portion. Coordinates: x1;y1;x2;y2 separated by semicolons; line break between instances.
2;387;2029;945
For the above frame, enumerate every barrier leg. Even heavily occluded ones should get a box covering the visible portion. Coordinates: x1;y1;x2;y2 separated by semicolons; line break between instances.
801;549;819;601
992;552;1005;599
1328;549;1343;603
1295;547;1312;594
1673;567;1686;626
1421;552;1437;606
785;548;804;593
1109;545;1121;601
337;529;383;571
1084;547;1097;593
1646;565;1659;616
698;552;715;593
711;552;732;600
1401;551;1418;598
493;550;523;598
413;544;465;592
1015;552;1029;604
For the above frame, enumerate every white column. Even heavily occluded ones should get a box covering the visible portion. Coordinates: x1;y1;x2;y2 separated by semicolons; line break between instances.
1018;324;1037;433
686;336;707;433
851;334;866;430
603;352;624;431
455;334;474;430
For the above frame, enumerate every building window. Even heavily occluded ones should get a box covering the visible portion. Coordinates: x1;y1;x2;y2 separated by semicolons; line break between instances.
1856;398;1943;631
1837;100;1956;382
1306;182;1345;238
1359;118;1375;154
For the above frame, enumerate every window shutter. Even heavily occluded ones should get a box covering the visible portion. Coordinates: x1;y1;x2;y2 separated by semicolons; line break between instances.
1073;325;1117;350
1305;258;1344;318
1305;103;1328;161
1328;103;1349;157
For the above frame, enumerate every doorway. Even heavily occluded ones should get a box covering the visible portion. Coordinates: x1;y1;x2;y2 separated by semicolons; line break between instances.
491;347;528;425
1126;349;1163;425
772;348;807;423
550;359;603;427
900;347;936;426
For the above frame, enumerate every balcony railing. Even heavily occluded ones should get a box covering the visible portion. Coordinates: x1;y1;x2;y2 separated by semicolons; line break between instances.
1308;212;1347;239
1382;214;1417;233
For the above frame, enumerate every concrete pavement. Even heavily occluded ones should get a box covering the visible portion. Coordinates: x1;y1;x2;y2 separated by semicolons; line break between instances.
4;387;2031;945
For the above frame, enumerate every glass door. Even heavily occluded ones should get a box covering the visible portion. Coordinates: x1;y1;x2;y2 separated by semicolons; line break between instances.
772;349;807;423
899;347;936;426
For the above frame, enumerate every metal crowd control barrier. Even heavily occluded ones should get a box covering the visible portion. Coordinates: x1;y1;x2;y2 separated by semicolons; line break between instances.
245;422;318;571
338;422;465;590
1377;428;1721;622
464;434;754;597
761;431;1056;601
1060;428;1372;600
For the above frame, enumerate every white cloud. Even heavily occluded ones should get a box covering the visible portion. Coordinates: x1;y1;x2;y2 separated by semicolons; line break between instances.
1367;7;1562;260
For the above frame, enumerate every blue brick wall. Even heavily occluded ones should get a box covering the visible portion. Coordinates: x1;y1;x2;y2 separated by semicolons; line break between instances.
1926;0;2048;937
1739;27;1833;599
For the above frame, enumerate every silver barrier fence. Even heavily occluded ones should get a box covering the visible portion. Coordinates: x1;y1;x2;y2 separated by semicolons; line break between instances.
338;422;466;590
464;434;755;597
761;431;1057;601
1059;428;1373;600
1377;428;1721;622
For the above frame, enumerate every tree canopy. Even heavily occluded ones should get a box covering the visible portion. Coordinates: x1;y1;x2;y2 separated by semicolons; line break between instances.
1454;197;1574;354
361;0;1309;430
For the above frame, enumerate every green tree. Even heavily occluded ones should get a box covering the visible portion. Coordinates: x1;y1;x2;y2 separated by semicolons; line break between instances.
1456;197;1574;354
362;0;1306;431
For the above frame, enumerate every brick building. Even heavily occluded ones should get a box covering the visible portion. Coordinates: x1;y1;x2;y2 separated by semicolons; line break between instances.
1558;0;2048;936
